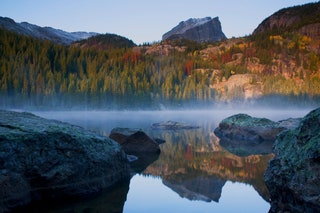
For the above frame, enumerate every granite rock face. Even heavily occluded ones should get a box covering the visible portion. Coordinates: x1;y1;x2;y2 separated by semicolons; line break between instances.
264;108;320;213
162;17;226;43
0;110;130;212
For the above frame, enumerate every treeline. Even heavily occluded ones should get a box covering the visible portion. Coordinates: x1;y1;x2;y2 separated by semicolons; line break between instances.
0;29;212;109
0;26;319;109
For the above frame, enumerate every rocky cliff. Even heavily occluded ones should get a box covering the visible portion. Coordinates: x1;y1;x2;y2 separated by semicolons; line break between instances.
162;17;226;43
264;107;320;212
253;2;320;39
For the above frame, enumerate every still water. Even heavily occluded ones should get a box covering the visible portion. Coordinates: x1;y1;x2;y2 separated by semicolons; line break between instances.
34;109;310;213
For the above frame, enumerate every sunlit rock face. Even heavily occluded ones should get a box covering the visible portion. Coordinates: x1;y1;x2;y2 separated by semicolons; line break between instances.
162;17;226;43
265;107;320;213
0;110;130;212
253;2;320;40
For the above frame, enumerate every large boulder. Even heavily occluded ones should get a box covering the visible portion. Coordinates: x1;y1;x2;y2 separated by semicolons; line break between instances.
214;114;285;142
0;110;130;212
264;108;320;213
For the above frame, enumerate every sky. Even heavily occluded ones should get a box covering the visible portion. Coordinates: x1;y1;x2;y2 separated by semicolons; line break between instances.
0;0;317;44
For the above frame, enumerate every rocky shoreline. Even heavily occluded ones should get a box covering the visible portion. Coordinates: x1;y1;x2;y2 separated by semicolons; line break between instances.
214;108;320;212
1;108;319;212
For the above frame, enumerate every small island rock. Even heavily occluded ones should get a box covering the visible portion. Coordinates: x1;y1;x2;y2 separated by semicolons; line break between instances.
151;121;199;130
109;128;161;154
214;114;285;142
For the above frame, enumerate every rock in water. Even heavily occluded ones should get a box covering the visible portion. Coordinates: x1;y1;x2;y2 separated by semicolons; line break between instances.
264;108;320;213
0;110;130;212
109;128;161;173
109;128;161;154
151;121;199;130
214;114;285;142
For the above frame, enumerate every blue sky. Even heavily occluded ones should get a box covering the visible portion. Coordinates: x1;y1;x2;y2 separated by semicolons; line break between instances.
0;0;317;44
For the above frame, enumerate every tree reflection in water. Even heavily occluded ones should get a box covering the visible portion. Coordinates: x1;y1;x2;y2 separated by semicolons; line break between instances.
29;110;291;212
144;125;274;203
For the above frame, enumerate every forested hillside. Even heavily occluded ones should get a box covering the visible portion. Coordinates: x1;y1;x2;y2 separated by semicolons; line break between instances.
0;3;319;109
0;29;212;109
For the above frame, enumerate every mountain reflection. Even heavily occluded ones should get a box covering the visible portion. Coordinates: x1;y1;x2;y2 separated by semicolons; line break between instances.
145;127;274;202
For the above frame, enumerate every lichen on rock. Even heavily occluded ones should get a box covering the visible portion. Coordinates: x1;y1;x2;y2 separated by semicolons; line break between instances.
0;110;130;212
264;107;320;213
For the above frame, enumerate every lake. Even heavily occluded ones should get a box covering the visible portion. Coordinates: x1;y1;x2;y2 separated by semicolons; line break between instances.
31;109;310;213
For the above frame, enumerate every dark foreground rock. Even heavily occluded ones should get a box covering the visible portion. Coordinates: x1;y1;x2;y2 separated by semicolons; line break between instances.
214;114;285;142
265;108;320;213
151;121;199;130
0;110;130;212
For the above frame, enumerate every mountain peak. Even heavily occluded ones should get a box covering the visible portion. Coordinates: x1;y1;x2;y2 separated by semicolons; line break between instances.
0;16;98;45
163;16;226;43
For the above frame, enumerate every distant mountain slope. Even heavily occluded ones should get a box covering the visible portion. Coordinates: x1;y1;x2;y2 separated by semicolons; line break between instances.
253;2;320;39
75;33;136;49
162;17;226;43
0;17;98;45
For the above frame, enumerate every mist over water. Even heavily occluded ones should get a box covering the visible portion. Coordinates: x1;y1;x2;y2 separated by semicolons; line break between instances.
33;107;312;133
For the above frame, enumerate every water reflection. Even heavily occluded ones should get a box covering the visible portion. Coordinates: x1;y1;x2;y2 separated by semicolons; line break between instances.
14;180;130;213
32;110;300;212
145;128;273;203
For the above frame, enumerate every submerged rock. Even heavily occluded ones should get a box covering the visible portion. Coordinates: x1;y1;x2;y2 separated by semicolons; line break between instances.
218;138;274;156
151;121;199;130
214;114;285;142
0;110;130;212
265;108;320;213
